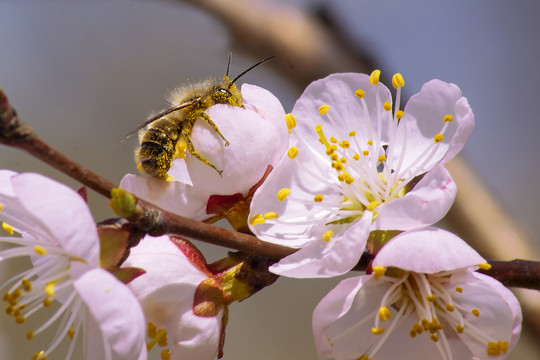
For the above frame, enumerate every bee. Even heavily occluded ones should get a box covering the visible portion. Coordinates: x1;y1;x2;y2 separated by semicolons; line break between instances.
128;55;274;180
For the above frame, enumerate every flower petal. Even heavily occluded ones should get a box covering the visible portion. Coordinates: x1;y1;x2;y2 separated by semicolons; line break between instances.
72;262;146;360
186;84;287;196
10;173;99;264
373;227;486;273
119;174;207;220
313;275;391;360
292;73;394;148
269;212;372;278
373;165;456;230
450;270;522;359
390;79;474;175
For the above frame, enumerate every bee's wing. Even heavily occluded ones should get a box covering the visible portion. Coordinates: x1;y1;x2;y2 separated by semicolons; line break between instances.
124;100;198;139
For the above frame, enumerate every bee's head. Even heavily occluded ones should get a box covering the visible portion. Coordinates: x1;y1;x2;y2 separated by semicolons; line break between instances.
211;82;243;107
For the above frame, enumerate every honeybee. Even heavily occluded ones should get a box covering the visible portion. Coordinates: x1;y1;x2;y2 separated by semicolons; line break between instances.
128;55;274;180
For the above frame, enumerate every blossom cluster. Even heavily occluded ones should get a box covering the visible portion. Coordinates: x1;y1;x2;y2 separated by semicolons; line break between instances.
0;71;523;360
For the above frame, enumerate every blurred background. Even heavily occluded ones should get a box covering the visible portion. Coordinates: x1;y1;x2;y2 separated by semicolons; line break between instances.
1;0;539;359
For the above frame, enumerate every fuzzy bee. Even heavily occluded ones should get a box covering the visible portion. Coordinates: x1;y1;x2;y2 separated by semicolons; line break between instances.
127;56;274;180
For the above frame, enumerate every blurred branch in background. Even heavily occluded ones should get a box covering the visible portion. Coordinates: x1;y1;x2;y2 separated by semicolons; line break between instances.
177;0;540;344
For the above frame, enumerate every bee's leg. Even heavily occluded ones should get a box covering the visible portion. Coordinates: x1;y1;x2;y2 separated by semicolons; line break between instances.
200;112;230;146
182;129;224;176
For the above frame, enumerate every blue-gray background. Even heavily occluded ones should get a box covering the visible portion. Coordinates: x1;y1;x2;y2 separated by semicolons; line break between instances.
0;1;538;359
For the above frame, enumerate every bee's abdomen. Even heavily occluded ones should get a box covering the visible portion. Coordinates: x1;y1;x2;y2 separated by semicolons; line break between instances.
136;127;179;179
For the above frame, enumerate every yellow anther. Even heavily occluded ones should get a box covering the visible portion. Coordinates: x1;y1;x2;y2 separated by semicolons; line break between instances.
67;327;75;339
378;155;387;162
396;110;404;119
331;153;339;161
249;214;265;226
353;154;360;160
285;113;297;133
32;351;45;360
26;330;34;340
322;230;334;242
43;298;52;307
434;134;444;143
314;194;323;202
445;303;455;311
378;306;392;322
369;70;381;85
367;139;373;146
161;349;171;360
371;327;385;335
456;324;464;333
340;140;350;148
487;341;508;356
367;201;381;211
263;212;279;220
478;262;492;270
471;308;480;317
355;89;365;98
45;283;55;298
443;114;453;122
277;188;291;202
329;136;337;143
372;266;386;279
358;355;371;360
340;157;347;163
430;334;439;342
334;163;344;172
318;104;330;115
409;329;417;338
288;146;298;159
392;73;405;89
426;295;436;302
158;333;168;347
148;322;158;338
383;101;392;111
34;245;48;256
2;222;14;235
22;279;32;292
16;316;25;324
349;131;356;136
455;286;463;293
363;150;369;156
166;175;174;182
0;203;3;211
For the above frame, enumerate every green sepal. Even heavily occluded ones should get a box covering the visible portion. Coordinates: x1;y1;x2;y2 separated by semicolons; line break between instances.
109;187;139;218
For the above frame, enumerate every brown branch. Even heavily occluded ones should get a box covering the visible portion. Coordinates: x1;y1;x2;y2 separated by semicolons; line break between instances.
479;260;540;290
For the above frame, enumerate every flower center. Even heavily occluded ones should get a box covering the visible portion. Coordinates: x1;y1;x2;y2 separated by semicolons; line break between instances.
342;267;511;360
147;322;171;360
0;220;92;360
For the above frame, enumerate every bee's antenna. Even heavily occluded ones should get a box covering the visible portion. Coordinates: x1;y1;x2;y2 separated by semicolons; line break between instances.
226;53;232;77
229;56;275;87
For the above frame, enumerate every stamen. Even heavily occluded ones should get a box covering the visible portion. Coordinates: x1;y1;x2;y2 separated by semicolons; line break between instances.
477;263;491;270
318;105;330;115
383;102;392;111
314;194;324;202
395;110;404;119
391;73;405;89
285;113;297;133
372;266;386;279
443;114;453;122
322;230;334;242
249;214;265;226
369;70;381;85
355;89;365;98
2;222;14;235
277;188;291;202
263;212;279;220
434;134;444;143
371;327;385;335
378;306;392;322
34;246;48;256
287;146;298;159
